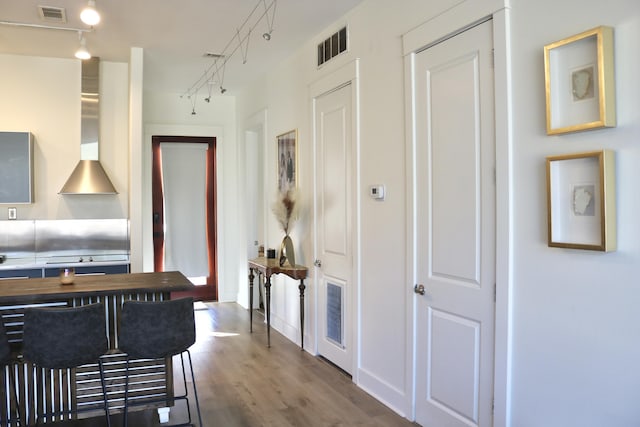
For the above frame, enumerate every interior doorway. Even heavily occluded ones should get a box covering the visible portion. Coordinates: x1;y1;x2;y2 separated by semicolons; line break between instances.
152;135;218;301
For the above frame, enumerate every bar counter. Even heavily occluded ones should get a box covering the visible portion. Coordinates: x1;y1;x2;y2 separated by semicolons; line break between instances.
0;271;195;424
0;270;194;303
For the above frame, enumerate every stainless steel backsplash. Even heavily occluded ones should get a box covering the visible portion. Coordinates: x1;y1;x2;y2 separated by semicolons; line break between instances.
0;219;130;261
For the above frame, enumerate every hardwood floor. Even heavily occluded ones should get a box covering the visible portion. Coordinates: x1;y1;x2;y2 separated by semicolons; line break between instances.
56;302;418;427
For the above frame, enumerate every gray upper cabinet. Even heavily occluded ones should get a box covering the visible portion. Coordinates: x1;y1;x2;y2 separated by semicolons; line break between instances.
0;131;34;204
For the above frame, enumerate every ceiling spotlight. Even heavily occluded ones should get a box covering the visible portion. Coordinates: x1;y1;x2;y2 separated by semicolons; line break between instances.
262;31;272;41
75;34;91;60
80;0;101;26
191;108;196;115
220;87;227;94
204;97;211;103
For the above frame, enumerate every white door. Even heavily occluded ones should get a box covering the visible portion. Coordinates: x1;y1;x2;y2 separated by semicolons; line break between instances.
314;83;354;374
413;20;496;426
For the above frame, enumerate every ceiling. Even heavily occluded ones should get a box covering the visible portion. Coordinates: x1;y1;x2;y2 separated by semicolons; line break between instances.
0;0;363;94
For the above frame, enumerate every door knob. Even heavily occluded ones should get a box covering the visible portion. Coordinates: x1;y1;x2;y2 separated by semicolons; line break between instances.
414;284;425;295
314;259;322;267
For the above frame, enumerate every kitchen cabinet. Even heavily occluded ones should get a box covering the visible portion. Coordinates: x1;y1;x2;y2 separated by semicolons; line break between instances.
0;131;33;203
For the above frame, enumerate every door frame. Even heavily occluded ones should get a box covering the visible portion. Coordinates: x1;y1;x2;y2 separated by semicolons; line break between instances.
402;2;512;425
151;135;218;301
310;59;360;375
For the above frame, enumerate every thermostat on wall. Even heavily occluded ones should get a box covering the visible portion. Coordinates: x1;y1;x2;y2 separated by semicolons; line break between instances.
369;185;385;200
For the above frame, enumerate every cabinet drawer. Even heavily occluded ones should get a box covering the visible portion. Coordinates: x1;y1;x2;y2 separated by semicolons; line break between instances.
44;264;130;277
0;269;42;279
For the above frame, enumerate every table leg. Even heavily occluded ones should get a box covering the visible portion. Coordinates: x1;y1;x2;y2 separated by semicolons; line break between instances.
299;278;305;350
265;275;272;347
248;268;254;333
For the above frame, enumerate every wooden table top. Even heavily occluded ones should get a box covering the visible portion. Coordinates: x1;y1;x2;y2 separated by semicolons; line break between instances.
248;257;308;280
0;271;194;304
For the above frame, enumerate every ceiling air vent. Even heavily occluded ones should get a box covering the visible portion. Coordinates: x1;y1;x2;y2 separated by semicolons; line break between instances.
317;26;348;67
38;6;67;23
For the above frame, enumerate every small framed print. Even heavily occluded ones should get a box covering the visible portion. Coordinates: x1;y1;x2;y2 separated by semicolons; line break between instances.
277;129;297;193
544;26;616;135
546;150;616;251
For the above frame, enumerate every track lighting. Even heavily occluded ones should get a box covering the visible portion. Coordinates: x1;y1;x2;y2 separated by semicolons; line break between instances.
182;0;277;108
80;0;101;26
75;33;91;60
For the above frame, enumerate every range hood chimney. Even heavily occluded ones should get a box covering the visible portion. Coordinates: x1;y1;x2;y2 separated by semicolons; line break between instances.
59;57;118;195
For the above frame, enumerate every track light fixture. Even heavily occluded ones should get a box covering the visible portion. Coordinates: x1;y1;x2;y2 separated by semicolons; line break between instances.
75;33;91;60
80;0;101;26
0;21;94;60
182;0;277;110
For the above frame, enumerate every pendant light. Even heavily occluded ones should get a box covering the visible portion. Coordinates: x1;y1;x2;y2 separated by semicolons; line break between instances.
80;0;101;26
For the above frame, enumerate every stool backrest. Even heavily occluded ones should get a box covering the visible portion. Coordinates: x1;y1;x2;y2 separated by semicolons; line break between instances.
22;303;108;369
119;297;195;359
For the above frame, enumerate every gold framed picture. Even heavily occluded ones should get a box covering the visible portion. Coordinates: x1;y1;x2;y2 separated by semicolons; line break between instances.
544;26;616;135
546;150;616;251
277;129;297;193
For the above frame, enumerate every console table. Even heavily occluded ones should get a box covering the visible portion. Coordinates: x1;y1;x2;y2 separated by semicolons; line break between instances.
248;257;308;349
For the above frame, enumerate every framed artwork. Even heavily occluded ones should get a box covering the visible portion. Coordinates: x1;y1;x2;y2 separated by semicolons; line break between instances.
546;150;616;251
543;26;616;135
277;129;297;193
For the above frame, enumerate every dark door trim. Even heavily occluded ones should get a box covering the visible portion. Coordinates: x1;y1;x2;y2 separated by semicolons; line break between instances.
151;135;217;301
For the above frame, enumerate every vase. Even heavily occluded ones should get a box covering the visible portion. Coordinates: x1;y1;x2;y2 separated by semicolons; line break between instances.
279;235;295;267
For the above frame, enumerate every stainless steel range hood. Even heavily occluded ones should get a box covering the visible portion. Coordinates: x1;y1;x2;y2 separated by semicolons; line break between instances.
59;57;118;195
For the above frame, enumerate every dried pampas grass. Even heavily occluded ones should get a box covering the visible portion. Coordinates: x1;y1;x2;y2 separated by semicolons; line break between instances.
272;189;299;235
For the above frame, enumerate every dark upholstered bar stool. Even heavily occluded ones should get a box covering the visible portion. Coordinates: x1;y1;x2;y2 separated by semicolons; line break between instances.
0;319;21;426
118;297;202;427
22;303;111;426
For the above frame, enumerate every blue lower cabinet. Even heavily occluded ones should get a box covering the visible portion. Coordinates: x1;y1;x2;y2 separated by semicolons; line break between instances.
44;264;130;277
0;269;43;279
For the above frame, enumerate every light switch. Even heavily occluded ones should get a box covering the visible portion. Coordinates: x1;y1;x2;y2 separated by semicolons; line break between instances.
369;185;385;200
8;207;17;220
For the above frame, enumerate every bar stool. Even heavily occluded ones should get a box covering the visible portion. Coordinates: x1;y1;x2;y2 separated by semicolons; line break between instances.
22;303;111;426
0;319;21;426
118;297;202;427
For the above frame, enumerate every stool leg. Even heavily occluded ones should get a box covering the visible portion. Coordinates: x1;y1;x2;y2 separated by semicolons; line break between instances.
123;359;130;427
186;351;203;427
178;354;192;424
98;358;111;427
8;365;23;427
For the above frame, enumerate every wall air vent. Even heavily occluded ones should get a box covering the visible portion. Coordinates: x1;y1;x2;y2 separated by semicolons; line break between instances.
38;6;67;23
317;26;348;67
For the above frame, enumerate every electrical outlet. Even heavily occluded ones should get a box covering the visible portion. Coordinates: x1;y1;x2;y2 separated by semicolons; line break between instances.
8;207;17;220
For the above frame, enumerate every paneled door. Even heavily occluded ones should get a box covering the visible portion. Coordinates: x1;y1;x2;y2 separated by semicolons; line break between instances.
413;20;496;426
314;83;354;374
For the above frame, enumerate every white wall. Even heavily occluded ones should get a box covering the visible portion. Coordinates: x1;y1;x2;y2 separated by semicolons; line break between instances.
0;54;129;220
237;0;640;425
236;0;469;418
509;0;640;426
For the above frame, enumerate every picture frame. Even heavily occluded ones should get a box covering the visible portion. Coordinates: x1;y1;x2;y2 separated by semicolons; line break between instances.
277;129;297;193
546;150;616;251
543;26;616;135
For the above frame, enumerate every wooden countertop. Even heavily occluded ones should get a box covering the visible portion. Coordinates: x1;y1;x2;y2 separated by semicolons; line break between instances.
0;271;194;304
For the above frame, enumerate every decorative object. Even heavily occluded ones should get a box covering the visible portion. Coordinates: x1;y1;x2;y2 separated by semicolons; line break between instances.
277;129;297;193
544;26;615;135
272;189;299;266
59;267;75;285
546;150;616;251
